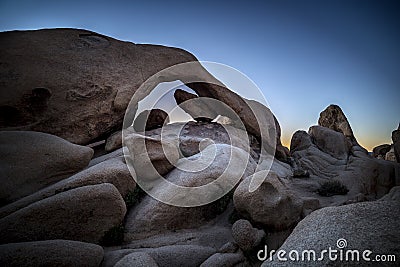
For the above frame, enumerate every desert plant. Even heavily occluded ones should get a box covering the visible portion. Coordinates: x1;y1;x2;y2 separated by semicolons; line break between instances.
317;180;349;197
124;186;145;209
101;224;125;246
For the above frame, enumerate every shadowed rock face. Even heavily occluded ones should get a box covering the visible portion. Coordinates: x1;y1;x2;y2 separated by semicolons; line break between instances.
318;104;360;147
0;29;197;144
133;109;169;132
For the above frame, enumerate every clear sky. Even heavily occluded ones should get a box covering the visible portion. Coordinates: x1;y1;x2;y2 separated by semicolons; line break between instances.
1;0;399;150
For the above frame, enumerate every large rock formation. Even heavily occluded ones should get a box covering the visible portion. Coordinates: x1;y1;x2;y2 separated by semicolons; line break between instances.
0;29;198;144
1;28;281;157
318;104;358;145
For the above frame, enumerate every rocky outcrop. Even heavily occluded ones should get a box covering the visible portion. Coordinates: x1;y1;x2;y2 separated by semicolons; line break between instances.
385;146;396;161
0;131;93;205
392;125;400;163
0;183;126;244
318;104;357;145
133;109;169;132
291;128;399;201
0;29;198;144
0;240;104;267
290;105;400;203
263;187;400;266
372;144;392;159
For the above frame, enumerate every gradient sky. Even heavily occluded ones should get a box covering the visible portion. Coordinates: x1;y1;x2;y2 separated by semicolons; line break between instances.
1;0;399;150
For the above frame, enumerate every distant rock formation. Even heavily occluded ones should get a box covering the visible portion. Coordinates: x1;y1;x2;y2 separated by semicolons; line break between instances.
393;124;400;163
318;104;362;148
372;123;400;163
372;144;391;159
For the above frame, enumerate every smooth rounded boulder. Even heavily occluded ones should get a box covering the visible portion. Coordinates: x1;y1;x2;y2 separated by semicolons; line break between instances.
0;183;126;244
263;196;400;266
0;157;135;218
231;219;265;251
0;131;93;205
234;171;303;231
0;240;104;267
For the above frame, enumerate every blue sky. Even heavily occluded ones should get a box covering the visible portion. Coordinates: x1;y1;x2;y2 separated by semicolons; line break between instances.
1;0;399;150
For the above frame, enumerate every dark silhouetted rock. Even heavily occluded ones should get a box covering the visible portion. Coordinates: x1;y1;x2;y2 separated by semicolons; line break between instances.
133;109;169;132
372;144;392;159
174;89;217;122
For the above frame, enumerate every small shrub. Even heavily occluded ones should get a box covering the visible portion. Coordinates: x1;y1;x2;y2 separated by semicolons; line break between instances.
215;191;232;214
317;180;349;197
293;169;310;178
124;186;145;209
101;224;124;246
